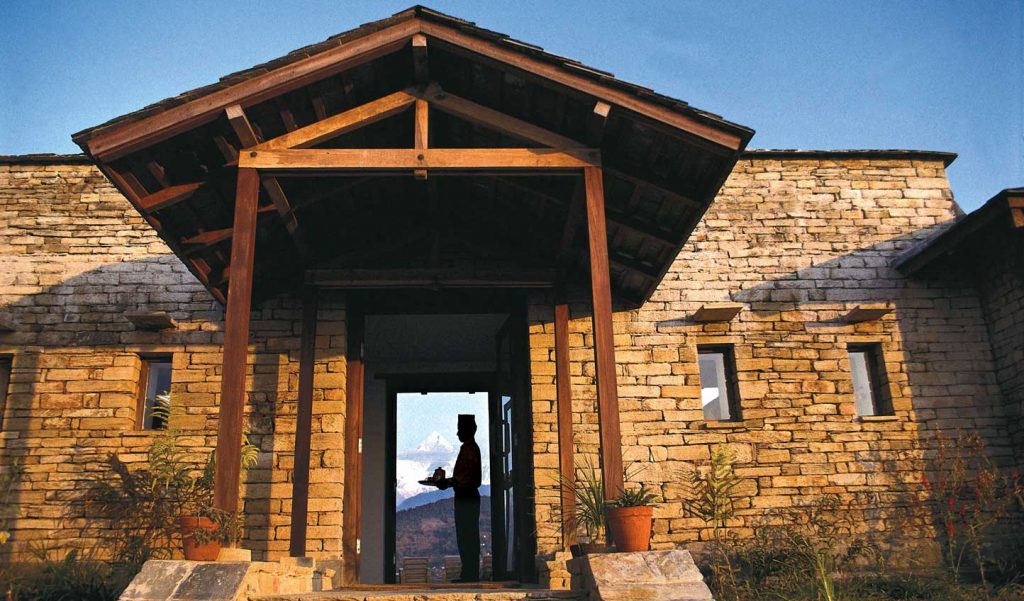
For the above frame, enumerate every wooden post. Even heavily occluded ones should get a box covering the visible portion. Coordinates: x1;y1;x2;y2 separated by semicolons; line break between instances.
289;285;318;556
213;167;259;513
554;294;576;548
342;297;365;583
584;166;624;501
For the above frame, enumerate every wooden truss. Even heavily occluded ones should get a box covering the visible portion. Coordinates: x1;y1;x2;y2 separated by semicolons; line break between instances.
215;70;624;580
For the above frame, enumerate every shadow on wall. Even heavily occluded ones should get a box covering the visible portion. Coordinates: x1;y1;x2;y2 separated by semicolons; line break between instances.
651;226;1016;560
0;254;297;561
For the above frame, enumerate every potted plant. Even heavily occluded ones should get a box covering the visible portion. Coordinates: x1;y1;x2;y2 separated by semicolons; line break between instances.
559;457;608;556
84;392;258;562
606;480;658;553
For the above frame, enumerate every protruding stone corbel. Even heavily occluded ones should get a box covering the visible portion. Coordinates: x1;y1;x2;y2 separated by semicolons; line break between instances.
125;311;176;331
692;303;743;323
842;304;893;324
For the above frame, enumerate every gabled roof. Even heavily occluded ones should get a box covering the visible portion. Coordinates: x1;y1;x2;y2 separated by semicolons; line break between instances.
895;187;1024;275
70;6;755;306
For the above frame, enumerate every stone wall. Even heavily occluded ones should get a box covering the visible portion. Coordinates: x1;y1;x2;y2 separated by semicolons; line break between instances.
0;160;349;562
528;157;1017;559
1;155;1020;573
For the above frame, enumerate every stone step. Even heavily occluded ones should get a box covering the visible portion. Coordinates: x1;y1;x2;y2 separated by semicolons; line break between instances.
252;589;583;601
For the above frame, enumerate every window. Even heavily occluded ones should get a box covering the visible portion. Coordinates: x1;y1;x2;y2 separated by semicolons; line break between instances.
698;345;740;421
848;344;893;416
0;356;11;430
138;356;172;430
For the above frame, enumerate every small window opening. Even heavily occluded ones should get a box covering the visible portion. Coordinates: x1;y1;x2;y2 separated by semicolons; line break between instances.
698;345;740;421
848;343;893;416
138;356;172;430
0;356;11;431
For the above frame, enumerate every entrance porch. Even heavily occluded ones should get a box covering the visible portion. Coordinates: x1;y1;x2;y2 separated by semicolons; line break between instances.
71;5;751;586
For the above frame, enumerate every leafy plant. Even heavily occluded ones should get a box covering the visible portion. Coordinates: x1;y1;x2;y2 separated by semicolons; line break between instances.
922;431;1021;592
2;549;135;601
679;446;743;597
82;392;258;563
608;481;658;508
558;456;606;543
0;458;24;546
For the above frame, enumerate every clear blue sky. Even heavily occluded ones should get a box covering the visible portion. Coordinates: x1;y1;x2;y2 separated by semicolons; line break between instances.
1;1;1021;210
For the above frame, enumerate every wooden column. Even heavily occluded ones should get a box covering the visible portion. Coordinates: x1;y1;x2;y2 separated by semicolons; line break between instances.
342;297;365;583
289;286;318;556
583;166;624;501
213;167;259;513
554;295;576;547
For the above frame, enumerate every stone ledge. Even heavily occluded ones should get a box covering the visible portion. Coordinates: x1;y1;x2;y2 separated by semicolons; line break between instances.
568;550;712;601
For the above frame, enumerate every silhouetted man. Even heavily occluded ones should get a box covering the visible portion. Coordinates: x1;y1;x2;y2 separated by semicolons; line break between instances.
438;414;481;582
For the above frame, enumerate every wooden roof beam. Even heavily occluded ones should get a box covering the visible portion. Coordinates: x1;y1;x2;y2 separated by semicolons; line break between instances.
182;227;233;252
306;267;557;288
556;179;586;268
419;22;748;152
226;104;314;260
606;168;701;209
255;89;417;151
414;83;584;149
137;182;204;213
240;148;599;171
412;33;429;84
79;21;418;161
414;97;429;180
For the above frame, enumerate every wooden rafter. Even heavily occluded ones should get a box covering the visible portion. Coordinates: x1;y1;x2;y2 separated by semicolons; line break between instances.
413;83;583;149
137;182;203;213
79;20;419;160
419;21;748;151
557;180;586;268
254;88;417;151
182;227;233;250
240;148;598;171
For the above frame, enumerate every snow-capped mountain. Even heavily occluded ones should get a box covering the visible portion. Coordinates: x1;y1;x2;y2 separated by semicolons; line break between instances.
394;431;490;507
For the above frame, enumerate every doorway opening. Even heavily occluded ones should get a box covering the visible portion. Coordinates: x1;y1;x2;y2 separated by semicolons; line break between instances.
358;303;535;585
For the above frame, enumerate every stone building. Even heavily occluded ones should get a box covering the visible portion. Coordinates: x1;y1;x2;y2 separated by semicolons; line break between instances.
0;6;1021;587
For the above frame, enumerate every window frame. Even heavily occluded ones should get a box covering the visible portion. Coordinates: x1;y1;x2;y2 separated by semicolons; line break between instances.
847;342;893;417
136;354;173;430
697;344;742;422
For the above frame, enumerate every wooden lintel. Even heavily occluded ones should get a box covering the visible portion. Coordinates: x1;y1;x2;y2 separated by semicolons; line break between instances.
240;148;599;171
307;268;557;288
256;89;417;151
416;84;584;149
587;101;611;146
138;182;203;213
412;33;429;83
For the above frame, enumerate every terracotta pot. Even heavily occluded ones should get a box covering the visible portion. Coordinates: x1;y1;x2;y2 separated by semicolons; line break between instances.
178;516;221;561
605;506;653;552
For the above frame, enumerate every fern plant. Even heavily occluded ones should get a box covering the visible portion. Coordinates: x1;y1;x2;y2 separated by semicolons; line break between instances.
558;456;607;543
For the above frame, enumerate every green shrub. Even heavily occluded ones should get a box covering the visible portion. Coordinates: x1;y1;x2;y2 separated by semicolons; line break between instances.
1;551;135;601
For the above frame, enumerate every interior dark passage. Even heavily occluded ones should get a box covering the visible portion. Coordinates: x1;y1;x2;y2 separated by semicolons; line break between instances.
358;303;534;584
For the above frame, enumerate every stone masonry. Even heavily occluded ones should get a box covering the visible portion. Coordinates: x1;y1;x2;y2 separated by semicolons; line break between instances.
1;153;1021;575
